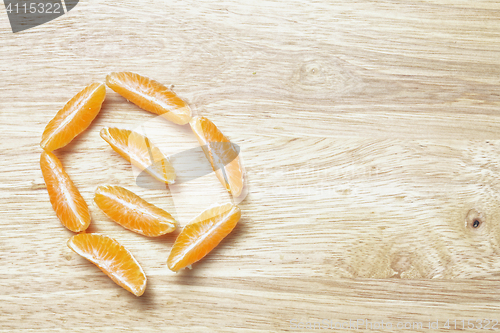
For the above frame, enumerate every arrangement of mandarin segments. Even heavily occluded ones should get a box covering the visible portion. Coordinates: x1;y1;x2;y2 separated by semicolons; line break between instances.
39;72;244;297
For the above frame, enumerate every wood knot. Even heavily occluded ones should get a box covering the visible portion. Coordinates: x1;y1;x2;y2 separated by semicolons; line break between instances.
465;208;485;230
289;56;361;98
298;62;326;87
391;254;411;276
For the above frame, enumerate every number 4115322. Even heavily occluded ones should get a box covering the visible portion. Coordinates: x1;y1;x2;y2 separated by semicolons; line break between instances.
444;319;498;330
5;2;62;14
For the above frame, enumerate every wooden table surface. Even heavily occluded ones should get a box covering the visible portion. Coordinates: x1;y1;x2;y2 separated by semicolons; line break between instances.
2;0;500;331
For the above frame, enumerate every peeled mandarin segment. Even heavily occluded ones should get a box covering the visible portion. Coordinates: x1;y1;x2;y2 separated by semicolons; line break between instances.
41;82;106;151
106;72;191;125
67;233;147;297
186;202;235;226
167;203;241;272
94;185;177;237
100;127;176;184
40;151;91;232
190;116;244;197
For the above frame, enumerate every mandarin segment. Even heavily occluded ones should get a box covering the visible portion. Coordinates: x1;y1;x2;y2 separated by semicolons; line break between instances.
67;233;147;296
100;127;176;184
94;185;177;237
41;82;106;151
167;203;241;272
186;202;235;226
190;116;244;196
40;151;91;232
106;72;191;125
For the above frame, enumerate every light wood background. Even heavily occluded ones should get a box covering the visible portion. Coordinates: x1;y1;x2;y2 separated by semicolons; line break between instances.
1;0;500;331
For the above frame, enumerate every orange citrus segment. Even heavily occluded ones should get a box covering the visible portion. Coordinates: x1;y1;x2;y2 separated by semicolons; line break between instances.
186;202;235;226
167;203;241;272
40;151;90;232
67;233;147;296
106;72;191;125
41;82;106;151
94;185;177;237
190;116;244;196
100;127;176;184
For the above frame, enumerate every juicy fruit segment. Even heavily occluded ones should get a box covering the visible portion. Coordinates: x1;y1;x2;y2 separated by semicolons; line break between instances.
190;116;244;197
67;233;147;296
41;82;106;151
40;151;91;232
100;127;176;184
94;185;177;236
167;203;241;272
106;72;191;125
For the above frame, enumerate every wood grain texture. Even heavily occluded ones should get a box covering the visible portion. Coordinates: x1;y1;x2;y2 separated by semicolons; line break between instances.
1;0;500;331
